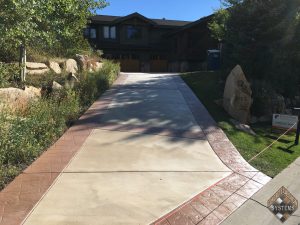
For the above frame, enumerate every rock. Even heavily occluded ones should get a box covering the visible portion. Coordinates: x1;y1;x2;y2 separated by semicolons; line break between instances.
223;65;252;124
0;87;40;112
52;81;63;90
24;86;41;98
26;62;49;75
48;61;61;74
65;73;79;89
65;59;78;74
75;54;88;71
26;62;48;70
230;119;256;135
75;54;102;72
27;69;50;75
95;62;103;71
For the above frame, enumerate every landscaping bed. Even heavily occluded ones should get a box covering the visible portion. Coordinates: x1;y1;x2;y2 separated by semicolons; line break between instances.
0;60;120;190
181;71;300;178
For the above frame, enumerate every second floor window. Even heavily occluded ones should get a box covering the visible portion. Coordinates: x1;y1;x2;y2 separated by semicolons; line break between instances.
127;26;142;40
103;26;116;39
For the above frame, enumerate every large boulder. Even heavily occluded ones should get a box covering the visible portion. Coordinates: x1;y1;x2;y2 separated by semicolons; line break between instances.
0;87;40;112
75;54;102;72
24;86;41;98
48;61;62;74
26;62;49;75
65;59;78;74
75;54;88;71
223;65;252;123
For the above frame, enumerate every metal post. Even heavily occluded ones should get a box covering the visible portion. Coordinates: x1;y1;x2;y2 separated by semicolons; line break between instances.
19;43;26;82
296;116;300;145
294;108;300;145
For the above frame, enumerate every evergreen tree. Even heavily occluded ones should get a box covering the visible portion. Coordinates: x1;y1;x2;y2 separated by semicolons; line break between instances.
210;0;300;97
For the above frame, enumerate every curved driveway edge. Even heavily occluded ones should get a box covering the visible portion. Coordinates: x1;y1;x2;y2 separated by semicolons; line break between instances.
151;76;271;225
220;157;300;225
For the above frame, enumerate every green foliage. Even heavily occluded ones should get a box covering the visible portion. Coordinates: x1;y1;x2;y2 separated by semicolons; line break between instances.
211;0;300;97
208;8;230;42
0;63;20;88
181;71;300;177
77;60;120;107
0;60;119;190
0;0;108;61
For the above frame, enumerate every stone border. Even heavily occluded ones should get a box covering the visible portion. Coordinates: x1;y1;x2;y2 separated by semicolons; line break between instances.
0;73;128;225
150;76;271;225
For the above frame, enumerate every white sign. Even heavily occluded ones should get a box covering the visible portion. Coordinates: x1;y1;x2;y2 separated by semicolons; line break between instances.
272;114;298;131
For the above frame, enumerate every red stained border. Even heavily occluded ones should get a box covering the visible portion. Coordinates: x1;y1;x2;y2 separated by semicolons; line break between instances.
0;73;128;225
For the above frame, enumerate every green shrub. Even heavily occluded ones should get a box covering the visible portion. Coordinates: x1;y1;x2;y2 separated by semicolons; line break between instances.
0;63;20;88
0;60;120;190
77;60;120;107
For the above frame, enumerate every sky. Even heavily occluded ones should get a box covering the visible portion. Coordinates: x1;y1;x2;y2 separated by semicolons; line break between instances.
98;0;222;21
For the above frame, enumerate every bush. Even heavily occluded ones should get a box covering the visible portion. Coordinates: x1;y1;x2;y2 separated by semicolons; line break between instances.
77;60;120;107
0;60;120;190
0;63;20;88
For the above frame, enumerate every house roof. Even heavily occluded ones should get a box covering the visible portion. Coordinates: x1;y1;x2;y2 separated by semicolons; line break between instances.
165;14;214;36
90;12;191;27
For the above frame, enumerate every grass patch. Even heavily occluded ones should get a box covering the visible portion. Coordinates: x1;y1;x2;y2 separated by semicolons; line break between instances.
181;71;300;178
0;60;120;190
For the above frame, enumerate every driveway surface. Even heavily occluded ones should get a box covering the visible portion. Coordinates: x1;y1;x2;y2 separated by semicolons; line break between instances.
23;73;230;225
0;73;270;225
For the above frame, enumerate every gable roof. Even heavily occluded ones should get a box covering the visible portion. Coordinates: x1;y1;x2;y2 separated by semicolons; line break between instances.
113;12;156;25
152;19;191;27
166;14;214;36
90;13;192;27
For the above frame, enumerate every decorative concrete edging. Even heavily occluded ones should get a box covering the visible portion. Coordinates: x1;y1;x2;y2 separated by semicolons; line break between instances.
0;73;128;225
150;76;272;225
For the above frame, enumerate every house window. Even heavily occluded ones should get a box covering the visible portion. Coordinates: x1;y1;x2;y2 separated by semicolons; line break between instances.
127;26;142;39
103;26;116;39
83;27;96;39
90;28;96;39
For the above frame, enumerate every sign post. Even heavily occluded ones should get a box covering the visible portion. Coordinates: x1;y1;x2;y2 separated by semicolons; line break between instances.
294;108;300;145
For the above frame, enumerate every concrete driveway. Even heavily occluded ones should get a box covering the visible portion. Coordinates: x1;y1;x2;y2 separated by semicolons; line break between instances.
20;73;230;225
16;73;269;225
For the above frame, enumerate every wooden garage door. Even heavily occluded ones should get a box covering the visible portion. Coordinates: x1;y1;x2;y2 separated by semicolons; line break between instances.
119;59;140;72
150;60;168;72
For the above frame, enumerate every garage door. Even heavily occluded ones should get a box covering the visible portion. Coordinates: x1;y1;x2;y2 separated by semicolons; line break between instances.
119;59;140;72
150;60;168;72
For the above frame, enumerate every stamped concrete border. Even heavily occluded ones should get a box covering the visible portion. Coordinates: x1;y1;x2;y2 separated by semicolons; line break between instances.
0;73;128;225
151;76;271;225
